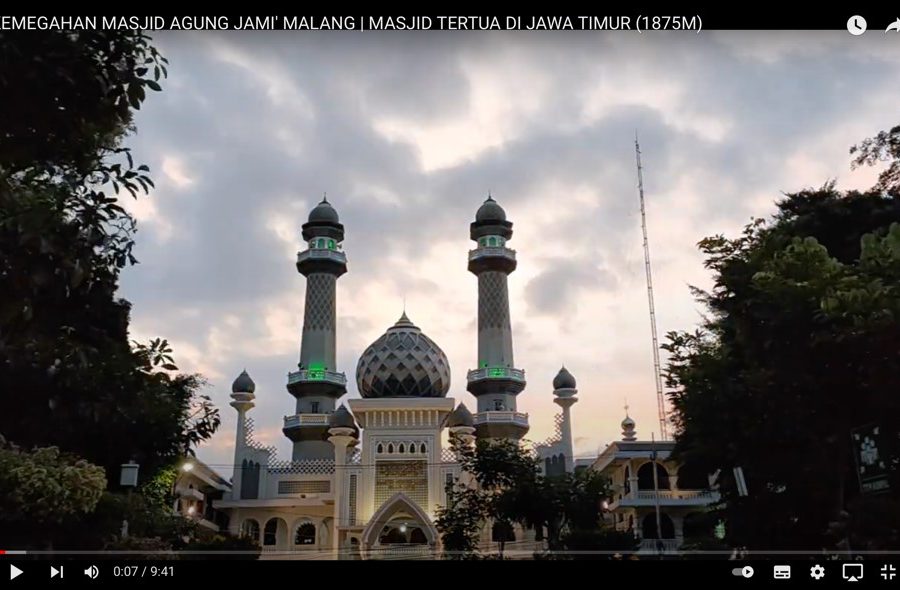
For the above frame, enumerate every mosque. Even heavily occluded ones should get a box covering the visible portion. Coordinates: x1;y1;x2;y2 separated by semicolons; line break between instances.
207;196;716;557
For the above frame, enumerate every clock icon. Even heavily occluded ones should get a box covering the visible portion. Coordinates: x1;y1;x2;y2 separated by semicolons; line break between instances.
847;15;867;35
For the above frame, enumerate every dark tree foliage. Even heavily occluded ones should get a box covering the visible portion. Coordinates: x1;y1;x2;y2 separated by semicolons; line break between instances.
437;438;629;558
851;124;900;194
665;169;900;551
0;31;219;483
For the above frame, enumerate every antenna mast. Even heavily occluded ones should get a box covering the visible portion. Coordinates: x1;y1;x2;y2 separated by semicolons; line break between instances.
634;134;668;440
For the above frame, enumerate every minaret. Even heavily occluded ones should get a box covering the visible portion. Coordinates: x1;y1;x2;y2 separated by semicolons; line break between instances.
283;197;348;460
229;370;256;500
552;366;578;472
327;405;358;553
466;195;528;440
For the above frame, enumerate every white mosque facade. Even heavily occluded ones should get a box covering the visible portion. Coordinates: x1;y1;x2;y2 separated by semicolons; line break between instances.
208;196;716;557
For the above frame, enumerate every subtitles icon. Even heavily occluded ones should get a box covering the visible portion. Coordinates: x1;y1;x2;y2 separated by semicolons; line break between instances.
774;565;791;579
843;563;863;582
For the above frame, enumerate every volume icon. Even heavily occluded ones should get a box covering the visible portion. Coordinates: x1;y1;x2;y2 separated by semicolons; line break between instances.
84;565;99;579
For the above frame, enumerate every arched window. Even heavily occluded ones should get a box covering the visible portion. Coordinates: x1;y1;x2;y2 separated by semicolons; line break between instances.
377;443;384;454
637;461;671;490
387;443;394;454
623;465;632;495
294;522;316;545
327;239;335;249
241;519;260;540
263;518;279;546
317;238;324;248
489;236;497;246
420;443;427;454
398;443;405;453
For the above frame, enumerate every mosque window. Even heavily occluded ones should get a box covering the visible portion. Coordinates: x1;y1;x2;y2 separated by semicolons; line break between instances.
398;443;406;453
420;443;427;454
294;522;316;545
317;238;325;248
388;443;394;454
377;443;384;454
328;239;335;249
263;519;279;546
493;399;505;411
310;401;320;414
489;236;497;246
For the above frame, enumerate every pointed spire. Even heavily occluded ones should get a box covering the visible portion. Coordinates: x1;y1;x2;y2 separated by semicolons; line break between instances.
392;310;416;329
321;192;328;204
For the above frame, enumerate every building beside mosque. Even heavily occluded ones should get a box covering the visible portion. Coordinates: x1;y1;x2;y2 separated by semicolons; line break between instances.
205;195;717;558
590;413;720;554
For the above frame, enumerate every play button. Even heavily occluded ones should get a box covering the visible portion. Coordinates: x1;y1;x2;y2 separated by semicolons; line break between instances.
10;564;23;580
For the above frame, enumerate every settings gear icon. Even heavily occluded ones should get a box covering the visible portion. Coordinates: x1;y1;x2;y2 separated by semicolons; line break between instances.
810;564;826;580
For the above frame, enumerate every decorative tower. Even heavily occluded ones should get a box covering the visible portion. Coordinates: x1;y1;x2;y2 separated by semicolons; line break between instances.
552;366;578;472
229;370;256;500
622;408;637;442
466;196;528;440
283;197;348;460
327;405;359;552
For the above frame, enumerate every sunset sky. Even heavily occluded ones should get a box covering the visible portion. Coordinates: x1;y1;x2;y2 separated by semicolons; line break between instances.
119;30;898;479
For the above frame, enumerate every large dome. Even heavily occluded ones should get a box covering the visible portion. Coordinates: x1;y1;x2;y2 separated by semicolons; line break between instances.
356;313;451;398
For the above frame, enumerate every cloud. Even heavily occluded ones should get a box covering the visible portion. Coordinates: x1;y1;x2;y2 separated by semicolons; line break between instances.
116;30;900;476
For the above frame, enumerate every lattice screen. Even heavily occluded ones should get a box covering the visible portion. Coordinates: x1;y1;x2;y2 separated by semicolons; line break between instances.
374;460;428;507
277;480;330;494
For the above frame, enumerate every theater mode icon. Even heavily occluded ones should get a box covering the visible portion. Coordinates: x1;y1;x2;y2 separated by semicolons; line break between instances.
774;565;791;579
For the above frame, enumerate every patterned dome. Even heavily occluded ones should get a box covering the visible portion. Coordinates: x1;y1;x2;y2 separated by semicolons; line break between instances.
356;312;451;398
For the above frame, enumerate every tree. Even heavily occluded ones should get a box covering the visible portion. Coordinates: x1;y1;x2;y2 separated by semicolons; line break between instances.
851;124;900;194
0;32;219;483
0;32;220;549
436;438;629;558
664;143;900;551
0;435;107;546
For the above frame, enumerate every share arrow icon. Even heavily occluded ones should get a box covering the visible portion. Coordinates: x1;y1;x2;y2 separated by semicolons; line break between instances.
886;18;900;33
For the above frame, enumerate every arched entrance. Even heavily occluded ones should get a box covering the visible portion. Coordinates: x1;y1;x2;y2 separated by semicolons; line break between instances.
641;513;675;539
361;493;438;559
263;517;288;550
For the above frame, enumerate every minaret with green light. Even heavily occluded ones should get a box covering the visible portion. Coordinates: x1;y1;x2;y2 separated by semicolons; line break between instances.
284;196;348;460
467;195;529;440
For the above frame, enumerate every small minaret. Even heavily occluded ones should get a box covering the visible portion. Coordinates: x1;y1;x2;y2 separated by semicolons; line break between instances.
284;197;349;460
229;370;256;499
466;195;528;440
327;405;358;553
552;366;578;472
447;403;476;487
621;406;637;442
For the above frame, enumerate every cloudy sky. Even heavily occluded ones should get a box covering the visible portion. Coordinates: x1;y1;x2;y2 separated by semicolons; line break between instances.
120;30;898;477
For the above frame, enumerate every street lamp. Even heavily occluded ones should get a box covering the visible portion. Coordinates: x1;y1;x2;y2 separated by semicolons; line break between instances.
119;460;139;538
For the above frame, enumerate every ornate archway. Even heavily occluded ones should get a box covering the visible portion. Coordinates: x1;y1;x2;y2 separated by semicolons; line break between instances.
361;492;438;554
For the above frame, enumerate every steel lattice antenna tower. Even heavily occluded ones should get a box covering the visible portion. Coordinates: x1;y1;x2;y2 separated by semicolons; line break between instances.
634;133;668;440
